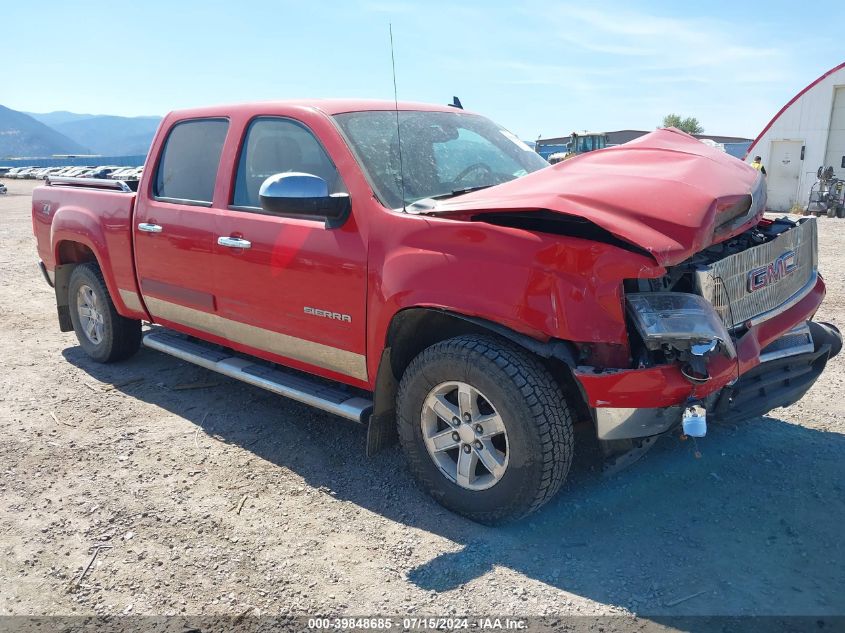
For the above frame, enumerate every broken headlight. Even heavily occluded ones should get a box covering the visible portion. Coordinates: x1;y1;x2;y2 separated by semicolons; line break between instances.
626;292;736;359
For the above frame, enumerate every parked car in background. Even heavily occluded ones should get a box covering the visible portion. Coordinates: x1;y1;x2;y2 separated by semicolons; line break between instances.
109;167;136;180
0;165;145;182
38;167;63;180
89;167;117;179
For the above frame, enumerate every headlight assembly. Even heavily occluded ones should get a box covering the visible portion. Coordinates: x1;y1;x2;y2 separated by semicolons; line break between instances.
626;292;736;360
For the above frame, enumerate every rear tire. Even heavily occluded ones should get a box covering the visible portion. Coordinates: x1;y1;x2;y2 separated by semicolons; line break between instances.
396;334;574;524
68;263;141;363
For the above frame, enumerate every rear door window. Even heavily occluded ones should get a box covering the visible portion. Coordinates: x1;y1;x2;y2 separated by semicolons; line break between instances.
154;118;228;206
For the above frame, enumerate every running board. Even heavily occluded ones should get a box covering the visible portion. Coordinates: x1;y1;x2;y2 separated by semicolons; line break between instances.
142;329;373;423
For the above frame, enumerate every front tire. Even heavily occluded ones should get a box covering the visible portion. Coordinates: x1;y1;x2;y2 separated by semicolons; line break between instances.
397;334;574;524
68;263;141;363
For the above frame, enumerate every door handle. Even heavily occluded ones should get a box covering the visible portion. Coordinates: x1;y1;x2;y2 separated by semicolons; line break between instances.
138;223;163;233
218;236;252;249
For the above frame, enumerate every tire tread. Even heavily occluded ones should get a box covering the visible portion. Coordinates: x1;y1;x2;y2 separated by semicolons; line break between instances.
397;334;574;523
69;263;141;363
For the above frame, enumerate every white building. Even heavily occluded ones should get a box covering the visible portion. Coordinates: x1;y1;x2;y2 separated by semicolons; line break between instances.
746;61;845;211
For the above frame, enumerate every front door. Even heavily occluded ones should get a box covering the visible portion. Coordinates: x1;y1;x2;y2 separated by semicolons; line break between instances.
213;116;368;383
134;118;229;337
768;139;804;211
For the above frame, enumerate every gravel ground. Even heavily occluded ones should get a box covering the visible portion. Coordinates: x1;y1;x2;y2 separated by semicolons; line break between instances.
1;178;844;621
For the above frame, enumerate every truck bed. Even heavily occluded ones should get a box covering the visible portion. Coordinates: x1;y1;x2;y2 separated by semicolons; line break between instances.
32;177;147;319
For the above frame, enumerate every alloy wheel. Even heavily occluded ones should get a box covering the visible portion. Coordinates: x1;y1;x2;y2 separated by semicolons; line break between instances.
420;381;509;490
76;284;105;345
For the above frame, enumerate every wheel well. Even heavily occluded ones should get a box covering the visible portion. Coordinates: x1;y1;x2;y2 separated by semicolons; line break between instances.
56;240;96;265
382;308;591;424
52;242;99;333
387;309;487;380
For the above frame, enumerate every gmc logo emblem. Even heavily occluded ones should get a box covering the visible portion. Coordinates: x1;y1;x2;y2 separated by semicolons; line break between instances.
747;250;797;292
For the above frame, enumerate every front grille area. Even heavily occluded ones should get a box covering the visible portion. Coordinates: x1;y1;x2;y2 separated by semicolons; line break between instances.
694;219;818;329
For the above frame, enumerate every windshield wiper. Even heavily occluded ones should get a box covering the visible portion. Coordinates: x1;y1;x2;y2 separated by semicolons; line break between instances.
431;184;495;200
403;184;496;212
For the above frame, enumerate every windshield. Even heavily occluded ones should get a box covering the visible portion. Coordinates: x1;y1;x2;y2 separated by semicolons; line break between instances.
334;110;548;209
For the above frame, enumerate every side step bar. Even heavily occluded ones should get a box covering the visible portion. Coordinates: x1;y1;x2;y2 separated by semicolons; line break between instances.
142;329;373;423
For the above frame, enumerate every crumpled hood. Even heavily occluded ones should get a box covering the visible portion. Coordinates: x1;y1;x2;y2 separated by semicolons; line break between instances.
428;128;765;267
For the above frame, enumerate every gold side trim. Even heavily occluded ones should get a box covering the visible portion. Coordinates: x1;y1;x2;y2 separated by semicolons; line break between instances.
118;288;144;313
143;296;368;381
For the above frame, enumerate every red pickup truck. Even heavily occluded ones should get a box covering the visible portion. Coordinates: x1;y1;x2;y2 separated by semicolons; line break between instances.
32;100;841;523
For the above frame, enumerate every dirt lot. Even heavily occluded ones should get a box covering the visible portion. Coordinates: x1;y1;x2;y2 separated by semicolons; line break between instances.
1;177;844;621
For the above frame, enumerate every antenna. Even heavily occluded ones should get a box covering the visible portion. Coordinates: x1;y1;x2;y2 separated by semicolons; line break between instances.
389;23;406;211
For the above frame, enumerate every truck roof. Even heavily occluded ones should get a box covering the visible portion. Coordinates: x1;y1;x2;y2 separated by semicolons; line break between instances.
166;99;467;120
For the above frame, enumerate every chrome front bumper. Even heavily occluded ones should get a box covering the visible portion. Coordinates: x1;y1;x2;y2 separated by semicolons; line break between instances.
595;404;683;441
594;321;841;440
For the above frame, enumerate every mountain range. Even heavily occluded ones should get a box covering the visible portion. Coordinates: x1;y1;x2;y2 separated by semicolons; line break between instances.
0;105;87;158
0;105;161;158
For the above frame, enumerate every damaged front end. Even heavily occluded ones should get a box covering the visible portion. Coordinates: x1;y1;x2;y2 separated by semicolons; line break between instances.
421;127;840;459
577;214;841;452
625;292;736;382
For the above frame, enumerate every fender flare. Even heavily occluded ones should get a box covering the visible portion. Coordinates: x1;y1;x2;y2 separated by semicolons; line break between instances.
366;307;581;456
50;207;140;324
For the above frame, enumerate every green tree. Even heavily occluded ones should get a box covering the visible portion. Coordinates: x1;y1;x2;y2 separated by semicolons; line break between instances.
661;114;704;135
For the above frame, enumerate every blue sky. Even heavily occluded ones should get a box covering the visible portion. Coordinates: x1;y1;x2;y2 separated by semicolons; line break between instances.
3;1;842;139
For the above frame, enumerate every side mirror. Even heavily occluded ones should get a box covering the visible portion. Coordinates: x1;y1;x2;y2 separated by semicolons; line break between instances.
259;172;350;228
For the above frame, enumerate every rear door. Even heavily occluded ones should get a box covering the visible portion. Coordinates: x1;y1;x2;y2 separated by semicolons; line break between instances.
134;118;229;337
212;116;368;384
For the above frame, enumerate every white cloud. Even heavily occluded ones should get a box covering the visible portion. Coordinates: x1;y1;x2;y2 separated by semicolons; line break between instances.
534;4;789;80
